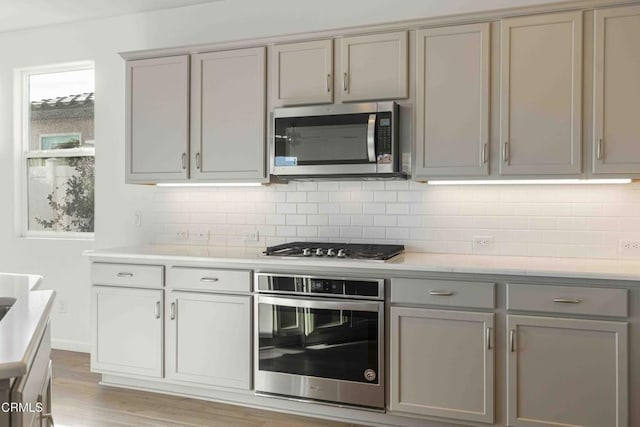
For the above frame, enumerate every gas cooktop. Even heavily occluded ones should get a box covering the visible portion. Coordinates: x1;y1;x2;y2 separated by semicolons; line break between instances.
263;242;404;261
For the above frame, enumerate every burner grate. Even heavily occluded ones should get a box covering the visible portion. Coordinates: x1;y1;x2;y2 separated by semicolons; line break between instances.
264;242;404;260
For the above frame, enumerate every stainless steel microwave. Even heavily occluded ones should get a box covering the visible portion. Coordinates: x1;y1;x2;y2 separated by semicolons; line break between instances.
271;102;402;179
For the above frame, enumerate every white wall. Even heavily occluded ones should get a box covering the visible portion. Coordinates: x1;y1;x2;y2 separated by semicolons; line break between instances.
0;0;599;351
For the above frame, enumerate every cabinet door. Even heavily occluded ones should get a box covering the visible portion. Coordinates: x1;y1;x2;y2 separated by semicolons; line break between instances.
126;56;189;183
166;291;251;389
507;315;628;427
91;286;163;377
500;12;582;176
414;23;490;178
593;5;640;174
191;47;266;182
340;31;408;102
271;40;333;106
390;307;494;423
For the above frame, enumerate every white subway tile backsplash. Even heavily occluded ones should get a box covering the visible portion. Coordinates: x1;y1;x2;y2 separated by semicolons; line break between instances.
363;203;387;215
146;182;640;260
286;215;307;225
374;191;397;202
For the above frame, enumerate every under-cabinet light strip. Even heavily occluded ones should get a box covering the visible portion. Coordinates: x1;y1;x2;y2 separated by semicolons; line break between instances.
156;183;264;187
426;179;632;185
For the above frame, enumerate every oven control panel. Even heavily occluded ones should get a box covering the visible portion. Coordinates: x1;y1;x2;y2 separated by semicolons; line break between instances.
257;274;384;300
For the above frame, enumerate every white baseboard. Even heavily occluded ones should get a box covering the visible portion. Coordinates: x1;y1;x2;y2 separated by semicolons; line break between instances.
51;338;90;353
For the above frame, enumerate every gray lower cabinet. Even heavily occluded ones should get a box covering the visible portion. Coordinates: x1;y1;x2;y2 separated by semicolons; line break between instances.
507;315;628;427
91;286;164;378
165;291;252;390
390;307;495;423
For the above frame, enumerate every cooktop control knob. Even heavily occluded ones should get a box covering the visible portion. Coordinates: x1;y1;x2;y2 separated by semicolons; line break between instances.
337;249;347;258
327;248;336;257
315;248;324;257
302;248;312;257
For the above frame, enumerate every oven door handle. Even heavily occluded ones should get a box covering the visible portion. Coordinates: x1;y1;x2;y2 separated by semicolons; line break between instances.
257;295;382;313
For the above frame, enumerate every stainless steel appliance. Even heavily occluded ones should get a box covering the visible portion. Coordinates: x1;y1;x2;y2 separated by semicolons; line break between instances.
263;242;405;261
271;102;401;179
255;273;385;409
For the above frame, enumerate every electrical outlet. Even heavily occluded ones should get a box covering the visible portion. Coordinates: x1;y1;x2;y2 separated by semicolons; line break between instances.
620;240;640;258
176;228;189;240
244;230;260;242
134;211;142;227
58;300;67;314
473;235;495;251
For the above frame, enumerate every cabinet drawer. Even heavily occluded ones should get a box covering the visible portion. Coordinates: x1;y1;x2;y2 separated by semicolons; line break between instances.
167;267;252;293
391;278;495;309
91;262;164;288
507;283;628;317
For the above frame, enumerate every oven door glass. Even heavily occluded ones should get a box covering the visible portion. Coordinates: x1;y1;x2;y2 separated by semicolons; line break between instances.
274;113;375;166
257;295;381;384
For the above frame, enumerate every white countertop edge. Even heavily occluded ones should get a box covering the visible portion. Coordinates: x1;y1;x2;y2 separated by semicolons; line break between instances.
84;246;640;283
0;274;55;380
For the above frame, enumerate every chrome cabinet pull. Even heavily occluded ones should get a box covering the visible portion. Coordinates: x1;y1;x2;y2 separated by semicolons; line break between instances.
553;298;582;304
486;327;492;350
503;141;510;163
181;153;187;170
200;277;219;283
429;290;454;296
170;302;176;320
482;143;488;164
155;301;161;319
116;272;133;278
597;138;604;160
36;394;54;426
510;329;516;352
326;74;331;92
195;152;201;169
343;72;348;92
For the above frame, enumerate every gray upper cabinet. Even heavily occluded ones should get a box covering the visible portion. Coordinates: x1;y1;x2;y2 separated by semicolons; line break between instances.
593;5;640;175
413;23;490;179
339;31;408;102
500;12;583;176
270;40;333;107
191;47;267;182
126;56;189;183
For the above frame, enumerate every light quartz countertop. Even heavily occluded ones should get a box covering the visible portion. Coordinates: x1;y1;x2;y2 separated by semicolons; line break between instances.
85;245;640;282
0;274;54;380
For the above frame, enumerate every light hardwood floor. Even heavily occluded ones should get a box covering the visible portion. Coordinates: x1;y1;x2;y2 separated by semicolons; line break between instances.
51;350;358;427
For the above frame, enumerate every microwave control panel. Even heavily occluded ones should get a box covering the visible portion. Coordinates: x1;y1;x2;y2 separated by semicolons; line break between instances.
376;112;393;164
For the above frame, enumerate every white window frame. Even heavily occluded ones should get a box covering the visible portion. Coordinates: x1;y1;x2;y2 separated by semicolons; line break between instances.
15;61;95;240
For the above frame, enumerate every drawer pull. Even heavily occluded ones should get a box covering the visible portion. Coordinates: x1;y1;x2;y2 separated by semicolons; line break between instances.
200;277;219;283
116;272;133;278
552;298;582;304
429;290;454;296
510;329;516;352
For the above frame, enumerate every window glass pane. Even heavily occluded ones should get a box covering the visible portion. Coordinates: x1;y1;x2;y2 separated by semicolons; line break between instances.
27;156;95;233
29;69;94;151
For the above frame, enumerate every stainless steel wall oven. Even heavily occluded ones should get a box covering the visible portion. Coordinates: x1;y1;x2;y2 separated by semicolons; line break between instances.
254;273;385;409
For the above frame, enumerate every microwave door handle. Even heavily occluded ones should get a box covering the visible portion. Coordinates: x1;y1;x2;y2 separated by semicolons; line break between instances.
367;114;376;163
